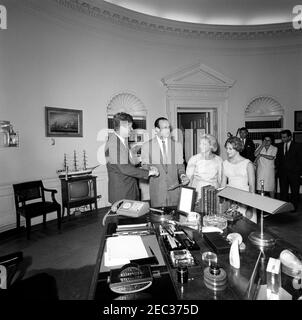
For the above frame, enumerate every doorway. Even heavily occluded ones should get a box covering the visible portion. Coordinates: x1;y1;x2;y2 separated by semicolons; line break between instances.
177;111;211;165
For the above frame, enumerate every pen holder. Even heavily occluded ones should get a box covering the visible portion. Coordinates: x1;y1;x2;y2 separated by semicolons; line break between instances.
177;265;188;284
202;251;217;267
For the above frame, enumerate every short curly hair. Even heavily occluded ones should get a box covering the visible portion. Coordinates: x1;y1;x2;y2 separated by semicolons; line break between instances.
224;136;243;152
200;134;218;153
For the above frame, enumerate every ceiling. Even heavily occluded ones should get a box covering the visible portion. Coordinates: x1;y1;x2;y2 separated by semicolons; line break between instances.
101;0;297;25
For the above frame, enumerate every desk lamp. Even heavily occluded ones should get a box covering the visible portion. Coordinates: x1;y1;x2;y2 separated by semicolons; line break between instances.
248;180;275;247
217;186;294;248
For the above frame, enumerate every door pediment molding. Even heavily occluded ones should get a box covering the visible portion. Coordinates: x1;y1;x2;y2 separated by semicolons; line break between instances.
161;62;235;90
162;63;235;157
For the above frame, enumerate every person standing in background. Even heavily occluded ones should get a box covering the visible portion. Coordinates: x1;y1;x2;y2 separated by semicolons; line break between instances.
254;134;277;198
239;127;256;162
275;129;302;212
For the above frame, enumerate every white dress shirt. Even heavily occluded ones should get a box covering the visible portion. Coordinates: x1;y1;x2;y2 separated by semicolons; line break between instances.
114;131;126;147
156;136;168;156
114;131;133;159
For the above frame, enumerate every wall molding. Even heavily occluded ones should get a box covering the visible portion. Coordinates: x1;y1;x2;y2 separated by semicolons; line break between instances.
107;92;147;117
15;0;302;55
162;62;234;154
245;95;284;117
162;62;236;90
48;0;302;41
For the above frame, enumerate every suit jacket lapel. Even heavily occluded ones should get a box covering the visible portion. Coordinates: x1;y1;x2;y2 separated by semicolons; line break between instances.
116;133;131;163
167;138;176;165
282;142;292;159
150;138;161;165
288;141;294;154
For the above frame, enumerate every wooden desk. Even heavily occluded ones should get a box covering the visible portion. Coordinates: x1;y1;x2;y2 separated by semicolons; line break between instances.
90;211;302;300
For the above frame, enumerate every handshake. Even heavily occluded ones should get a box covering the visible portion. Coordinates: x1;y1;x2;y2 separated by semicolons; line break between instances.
148;166;160;177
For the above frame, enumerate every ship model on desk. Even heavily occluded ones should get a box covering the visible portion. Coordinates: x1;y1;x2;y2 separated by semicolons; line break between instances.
57;150;99;178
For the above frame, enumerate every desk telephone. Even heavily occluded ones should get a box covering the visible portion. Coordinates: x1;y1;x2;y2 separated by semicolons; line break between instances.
102;200;150;226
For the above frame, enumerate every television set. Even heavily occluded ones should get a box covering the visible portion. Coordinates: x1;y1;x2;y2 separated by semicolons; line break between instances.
60;175;98;217
68;179;93;201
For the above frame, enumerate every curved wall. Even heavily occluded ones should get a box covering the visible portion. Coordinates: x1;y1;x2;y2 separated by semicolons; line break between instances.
0;0;301;230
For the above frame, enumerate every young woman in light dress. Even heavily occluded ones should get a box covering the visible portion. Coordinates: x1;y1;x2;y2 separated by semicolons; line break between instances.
221;136;256;221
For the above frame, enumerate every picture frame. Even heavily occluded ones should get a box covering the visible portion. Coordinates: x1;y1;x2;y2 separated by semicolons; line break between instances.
293;132;302;143
294;111;302;132
177;186;196;215
45;107;83;137
136;133;144;143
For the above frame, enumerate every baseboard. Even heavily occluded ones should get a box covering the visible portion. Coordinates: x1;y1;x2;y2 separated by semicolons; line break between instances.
0;226;25;241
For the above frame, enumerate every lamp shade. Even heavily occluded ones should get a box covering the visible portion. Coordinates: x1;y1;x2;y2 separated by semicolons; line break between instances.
217;187;294;215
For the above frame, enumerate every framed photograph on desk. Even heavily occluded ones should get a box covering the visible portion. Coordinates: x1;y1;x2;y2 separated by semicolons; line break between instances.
294;111;302;131
177;186;196;215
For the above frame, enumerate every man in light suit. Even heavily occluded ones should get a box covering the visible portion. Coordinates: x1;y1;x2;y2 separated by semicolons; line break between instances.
275;129;302;212
141;117;190;207
105;112;158;204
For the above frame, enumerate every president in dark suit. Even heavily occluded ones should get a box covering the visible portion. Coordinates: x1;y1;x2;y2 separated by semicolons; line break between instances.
239;127;256;162
276;129;302;211
105;112;158;204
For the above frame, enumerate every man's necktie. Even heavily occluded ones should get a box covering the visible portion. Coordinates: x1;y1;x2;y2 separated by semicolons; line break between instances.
285;143;288;156
162;139;167;164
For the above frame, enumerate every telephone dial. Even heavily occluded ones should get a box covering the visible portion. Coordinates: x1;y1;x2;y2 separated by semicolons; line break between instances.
102;200;150;226
108;263;153;295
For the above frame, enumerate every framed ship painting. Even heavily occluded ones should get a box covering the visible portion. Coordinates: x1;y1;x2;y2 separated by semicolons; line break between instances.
45;107;83;137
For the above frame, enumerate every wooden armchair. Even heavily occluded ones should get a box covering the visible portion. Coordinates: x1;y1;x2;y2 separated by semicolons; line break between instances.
13;180;61;239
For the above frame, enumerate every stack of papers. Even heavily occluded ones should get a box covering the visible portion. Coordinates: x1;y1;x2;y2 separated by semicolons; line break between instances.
117;223;149;231
104;235;149;267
